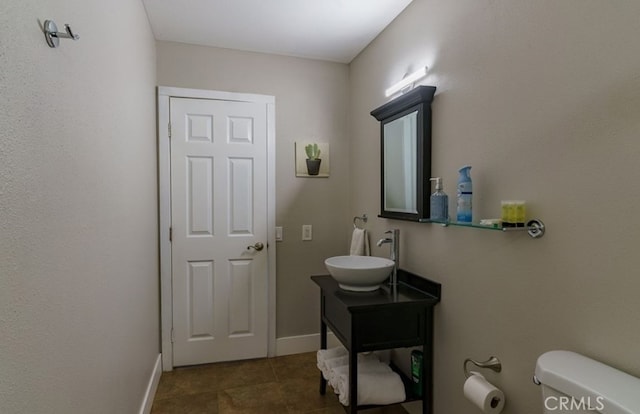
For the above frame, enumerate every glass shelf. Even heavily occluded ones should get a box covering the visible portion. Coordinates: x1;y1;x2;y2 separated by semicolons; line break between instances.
419;218;546;239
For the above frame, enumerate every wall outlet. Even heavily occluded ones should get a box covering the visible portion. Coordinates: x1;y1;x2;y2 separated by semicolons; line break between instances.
275;226;283;241
302;225;312;241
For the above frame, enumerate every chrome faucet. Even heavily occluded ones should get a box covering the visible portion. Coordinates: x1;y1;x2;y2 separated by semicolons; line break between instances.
377;229;399;286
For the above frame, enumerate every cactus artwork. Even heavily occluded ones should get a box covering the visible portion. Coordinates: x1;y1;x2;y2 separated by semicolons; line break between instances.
296;142;329;177
305;143;321;160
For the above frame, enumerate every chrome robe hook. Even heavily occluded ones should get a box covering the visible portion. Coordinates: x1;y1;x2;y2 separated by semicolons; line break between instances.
44;20;79;48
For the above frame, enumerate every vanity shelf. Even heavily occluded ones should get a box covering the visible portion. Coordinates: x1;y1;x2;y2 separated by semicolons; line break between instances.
420;218;546;239
312;270;441;414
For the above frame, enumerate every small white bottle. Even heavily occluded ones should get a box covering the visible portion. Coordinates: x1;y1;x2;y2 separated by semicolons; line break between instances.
429;177;448;222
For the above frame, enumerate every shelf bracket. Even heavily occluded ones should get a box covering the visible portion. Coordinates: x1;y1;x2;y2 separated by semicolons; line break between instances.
526;219;545;239
501;218;545;238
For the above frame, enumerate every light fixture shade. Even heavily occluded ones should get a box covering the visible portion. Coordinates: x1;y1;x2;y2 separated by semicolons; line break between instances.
385;66;428;97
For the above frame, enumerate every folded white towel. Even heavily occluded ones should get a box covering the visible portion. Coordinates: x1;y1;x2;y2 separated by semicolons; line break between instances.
337;368;406;406
322;355;348;380
317;346;347;361
327;354;381;389
329;359;390;391
374;350;391;364
322;353;379;381
316;346;347;373
349;228;370;256
330;366;347;393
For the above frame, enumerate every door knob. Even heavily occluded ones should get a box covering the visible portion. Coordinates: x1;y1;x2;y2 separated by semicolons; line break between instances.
246;242;265;251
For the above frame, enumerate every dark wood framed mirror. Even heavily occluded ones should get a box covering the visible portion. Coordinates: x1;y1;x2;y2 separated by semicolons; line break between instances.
371;86;436;222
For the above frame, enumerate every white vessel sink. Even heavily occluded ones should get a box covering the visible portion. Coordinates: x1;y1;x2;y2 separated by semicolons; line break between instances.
324;255;395;292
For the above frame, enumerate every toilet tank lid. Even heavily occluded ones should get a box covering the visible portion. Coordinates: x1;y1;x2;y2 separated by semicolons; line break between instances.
535;350;640;414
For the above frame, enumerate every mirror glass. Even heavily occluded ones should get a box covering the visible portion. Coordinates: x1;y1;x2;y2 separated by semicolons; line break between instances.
383;111;417;213
371;86;436;221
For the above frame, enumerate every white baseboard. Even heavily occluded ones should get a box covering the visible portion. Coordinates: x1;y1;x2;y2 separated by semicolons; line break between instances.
275;332;341;356
139;354;162;414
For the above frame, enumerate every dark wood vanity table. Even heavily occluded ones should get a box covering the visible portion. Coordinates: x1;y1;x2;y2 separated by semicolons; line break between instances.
312;270;441;414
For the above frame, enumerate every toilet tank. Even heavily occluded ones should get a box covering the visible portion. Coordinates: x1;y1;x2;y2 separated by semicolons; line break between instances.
535;350;640;414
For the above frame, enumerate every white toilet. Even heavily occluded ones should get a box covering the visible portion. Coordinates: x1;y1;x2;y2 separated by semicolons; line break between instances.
535;350;640;414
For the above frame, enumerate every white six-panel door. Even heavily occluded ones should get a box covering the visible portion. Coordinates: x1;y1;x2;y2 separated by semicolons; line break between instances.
170;97;268;366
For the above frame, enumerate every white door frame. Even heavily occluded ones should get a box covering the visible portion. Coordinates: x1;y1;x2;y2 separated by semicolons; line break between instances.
157;86;276;371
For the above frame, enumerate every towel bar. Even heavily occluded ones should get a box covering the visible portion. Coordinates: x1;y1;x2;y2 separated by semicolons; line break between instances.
353;214;368;229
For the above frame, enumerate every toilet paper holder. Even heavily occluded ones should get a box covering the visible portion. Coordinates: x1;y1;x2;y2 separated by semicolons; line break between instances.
464;356;502;378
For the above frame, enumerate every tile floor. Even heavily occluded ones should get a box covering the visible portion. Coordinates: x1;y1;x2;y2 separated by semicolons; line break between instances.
151;351;409;414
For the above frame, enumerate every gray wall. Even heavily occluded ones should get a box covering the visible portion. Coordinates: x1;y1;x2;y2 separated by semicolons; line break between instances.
350;0;640;413
3;1;636;412
0;1;159;413
156;42;352;338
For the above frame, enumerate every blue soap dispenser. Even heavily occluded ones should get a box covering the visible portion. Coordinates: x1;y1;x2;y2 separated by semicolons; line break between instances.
456;165;472;223
429;177;448;222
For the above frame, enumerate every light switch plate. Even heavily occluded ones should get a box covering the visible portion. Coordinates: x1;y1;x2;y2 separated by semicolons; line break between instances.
302;225;312;241
275;226;283;241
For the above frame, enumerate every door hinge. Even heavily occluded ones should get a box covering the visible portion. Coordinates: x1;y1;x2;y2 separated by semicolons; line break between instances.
169;226;172;242
168;122;171;138
171;328;175;343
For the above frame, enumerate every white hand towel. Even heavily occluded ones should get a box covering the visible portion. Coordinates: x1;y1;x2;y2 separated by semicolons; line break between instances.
330;359;389;392
327;353;381;389
316;346;347;373
322;355;348;380
349;228;370;256
374;350;391;364
337;368;406;406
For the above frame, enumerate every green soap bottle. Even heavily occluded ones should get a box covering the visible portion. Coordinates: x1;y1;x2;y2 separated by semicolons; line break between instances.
411;350;423;397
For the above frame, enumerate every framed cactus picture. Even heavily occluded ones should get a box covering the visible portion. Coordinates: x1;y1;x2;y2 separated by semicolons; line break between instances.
295;142;330;177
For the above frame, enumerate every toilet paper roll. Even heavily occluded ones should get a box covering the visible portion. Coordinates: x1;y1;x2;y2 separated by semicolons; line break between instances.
463;373;505;413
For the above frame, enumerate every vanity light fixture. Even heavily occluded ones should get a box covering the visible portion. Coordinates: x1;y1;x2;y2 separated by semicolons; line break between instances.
385;66;428;97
